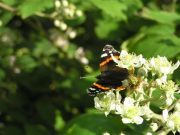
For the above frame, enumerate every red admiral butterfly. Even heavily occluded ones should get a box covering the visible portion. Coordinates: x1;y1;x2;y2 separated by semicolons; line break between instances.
87;45;129;96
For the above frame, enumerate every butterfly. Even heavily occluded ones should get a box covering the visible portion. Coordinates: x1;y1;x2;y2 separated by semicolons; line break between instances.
87;45;129;96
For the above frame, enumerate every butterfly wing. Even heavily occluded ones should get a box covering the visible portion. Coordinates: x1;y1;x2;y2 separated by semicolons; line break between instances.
87;45;129;96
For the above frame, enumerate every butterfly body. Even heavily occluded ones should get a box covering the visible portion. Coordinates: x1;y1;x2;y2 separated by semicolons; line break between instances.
87;45;129;96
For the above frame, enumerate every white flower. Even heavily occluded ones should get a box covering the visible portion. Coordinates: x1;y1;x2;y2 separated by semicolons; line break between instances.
0;20;3;27
119;132;126;135
160;80;178;106
142;105;154;120
146;132;152;135
62;0;68;7
156;75;167;86
55;0;61;8
150;122;158;132
54;20;67;30
124;97;134;107
103;132;110;135
59;22;67;30
175;102;180;112
114;50;146;69
161;80;178;92
163;109;180;132
120;97;144;124
167;112;180;132
94;91;121;116
149;56;179;76
162;109;169;121
76;10;83;16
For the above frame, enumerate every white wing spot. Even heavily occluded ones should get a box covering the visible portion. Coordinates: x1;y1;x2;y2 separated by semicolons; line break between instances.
89;87;96;90
101;53;108;58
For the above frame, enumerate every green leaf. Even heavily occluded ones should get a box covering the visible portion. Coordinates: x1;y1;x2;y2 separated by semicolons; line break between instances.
4;126;23;135
133;36;180;58
62;113;150;135
17;55;38;72
54;110;65;131
2;0;18;5
141;24;175;36
150;89;164;113
123;0;143;16
90;0;127;21
25;125;50;135
18;0;53;18
33;39;58;57
141;9;180;24
123;25;180;58
95;17;119;39
173;67;180;83
36;100;55;125
62;113;126;135
0;12;14;26
0;68;6;80
66;44;77;59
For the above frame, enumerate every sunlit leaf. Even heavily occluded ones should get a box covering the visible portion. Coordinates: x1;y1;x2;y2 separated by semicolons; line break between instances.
90;0;127;21
141;9;180;24
95;17;119;39
18;0;53;18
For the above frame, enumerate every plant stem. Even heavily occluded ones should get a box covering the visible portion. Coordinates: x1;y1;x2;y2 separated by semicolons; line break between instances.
0;2;51;18
0;2;17;13
172;0;177;12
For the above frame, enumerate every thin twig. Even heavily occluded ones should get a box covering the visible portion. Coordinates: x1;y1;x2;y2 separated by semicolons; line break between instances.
0;2;17;13
0;2;52;19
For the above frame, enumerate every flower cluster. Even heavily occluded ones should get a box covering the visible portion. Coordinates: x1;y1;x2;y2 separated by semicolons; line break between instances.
53;0;83;38
94;47;180;134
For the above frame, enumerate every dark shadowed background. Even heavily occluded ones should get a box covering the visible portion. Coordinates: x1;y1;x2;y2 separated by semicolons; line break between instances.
0;0;179;135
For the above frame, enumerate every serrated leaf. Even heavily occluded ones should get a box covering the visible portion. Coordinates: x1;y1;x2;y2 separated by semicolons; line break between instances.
90;0;127;21
18;0;53;18
141;9;180;24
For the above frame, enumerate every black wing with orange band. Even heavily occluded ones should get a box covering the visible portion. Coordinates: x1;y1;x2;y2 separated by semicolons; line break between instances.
87;45;129;96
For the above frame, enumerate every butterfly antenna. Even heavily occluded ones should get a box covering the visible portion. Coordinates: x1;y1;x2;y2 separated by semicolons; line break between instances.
80;75;96;79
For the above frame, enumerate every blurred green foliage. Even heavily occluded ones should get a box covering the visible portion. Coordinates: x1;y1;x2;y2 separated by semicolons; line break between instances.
0;0;179;135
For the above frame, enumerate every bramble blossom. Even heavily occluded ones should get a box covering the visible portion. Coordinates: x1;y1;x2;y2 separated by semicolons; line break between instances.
120;97;144;124
115;50;146;69
94;91;121;116
92;45;180;134
148;56;179;76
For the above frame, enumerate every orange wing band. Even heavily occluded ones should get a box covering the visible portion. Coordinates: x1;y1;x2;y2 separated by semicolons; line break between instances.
116;86;125;90
100;56;119;67
93;83;110;91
